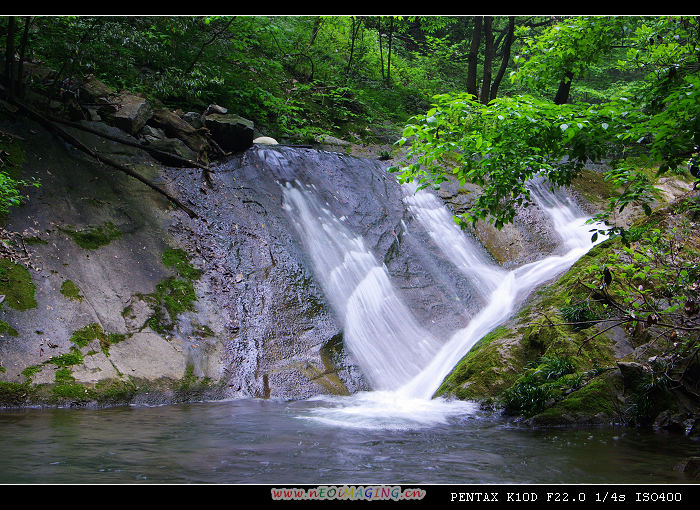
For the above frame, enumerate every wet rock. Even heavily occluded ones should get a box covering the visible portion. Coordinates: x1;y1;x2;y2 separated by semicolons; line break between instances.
674;457;700;478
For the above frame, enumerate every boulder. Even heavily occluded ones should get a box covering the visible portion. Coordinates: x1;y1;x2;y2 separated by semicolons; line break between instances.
253;136;279;145
181;111;204;129
109;93;153;136
78;75;115;104
204;113;254;153
149;109;211;155
204;104;228;115
617;361;650;392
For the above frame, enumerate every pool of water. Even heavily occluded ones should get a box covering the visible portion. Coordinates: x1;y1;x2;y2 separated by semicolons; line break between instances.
1;396;698;484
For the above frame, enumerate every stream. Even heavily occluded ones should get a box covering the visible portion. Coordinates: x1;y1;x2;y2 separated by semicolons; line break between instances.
0;398;697;484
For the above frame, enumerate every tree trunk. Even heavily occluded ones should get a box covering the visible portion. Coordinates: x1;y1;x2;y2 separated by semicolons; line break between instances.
386;17;394;86
466;16;482;98
308;16;322;47
345;17;362;78
554;70;574;105
479;17;494;104
377;17;385;81
489;16;515;101
16;17;31;99
5;16;17;100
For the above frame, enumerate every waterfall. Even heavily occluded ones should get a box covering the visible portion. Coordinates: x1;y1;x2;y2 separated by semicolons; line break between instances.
282;181;442;390
399;178;605;399
282;172;605;429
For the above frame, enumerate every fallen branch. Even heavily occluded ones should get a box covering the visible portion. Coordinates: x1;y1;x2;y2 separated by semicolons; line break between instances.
9;97;199;219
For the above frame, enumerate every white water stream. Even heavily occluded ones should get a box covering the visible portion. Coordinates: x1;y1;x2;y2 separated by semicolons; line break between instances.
282;177;605;429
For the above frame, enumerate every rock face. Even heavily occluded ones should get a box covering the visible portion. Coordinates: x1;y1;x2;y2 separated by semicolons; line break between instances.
0;116;487;405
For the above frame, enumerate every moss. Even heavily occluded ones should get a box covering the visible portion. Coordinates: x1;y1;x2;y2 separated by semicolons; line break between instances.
68;323;125;356
103;332;126;356
93;378;136;404
0;131;26;180
530;374;620;425
23;236;48;245
437;237;621;404
20;365;42;382
434;326;527;399
570;168;622;207
46;348;85;368
69;323;105;348
146;247;201;334
162;248;202;280
192;323;215;337
0;381;33;406
60;279;84;302
174;364;213;400
0;320;18;336
0;258;37;310
61;221;122;249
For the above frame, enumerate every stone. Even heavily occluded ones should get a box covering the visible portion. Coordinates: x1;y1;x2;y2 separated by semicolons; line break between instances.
181;111;204;129
204;113;254;153
617;361;650;392
109;93;153;136
253;136;279;145
315;134;351;146
674;457;700;478
78;74;116;105
150;109;211;154
204;104;228;115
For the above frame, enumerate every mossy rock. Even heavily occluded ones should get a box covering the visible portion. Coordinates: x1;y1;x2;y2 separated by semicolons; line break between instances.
434;326;532;400
526;370;623;426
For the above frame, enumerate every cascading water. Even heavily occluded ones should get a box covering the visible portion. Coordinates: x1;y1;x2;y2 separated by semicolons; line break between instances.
282;170;605;429
282;181;442;391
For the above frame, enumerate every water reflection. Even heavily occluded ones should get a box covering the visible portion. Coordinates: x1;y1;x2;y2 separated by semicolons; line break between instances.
0;399;697;484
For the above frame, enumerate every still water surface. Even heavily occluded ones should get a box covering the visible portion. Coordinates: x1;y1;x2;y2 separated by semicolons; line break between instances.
1;397;698;484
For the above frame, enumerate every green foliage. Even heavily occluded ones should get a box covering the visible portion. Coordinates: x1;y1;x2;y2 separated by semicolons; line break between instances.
512;17;630;96
500;355;578;416
560;301;599;330
0;133;40;216
393;16;700;234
